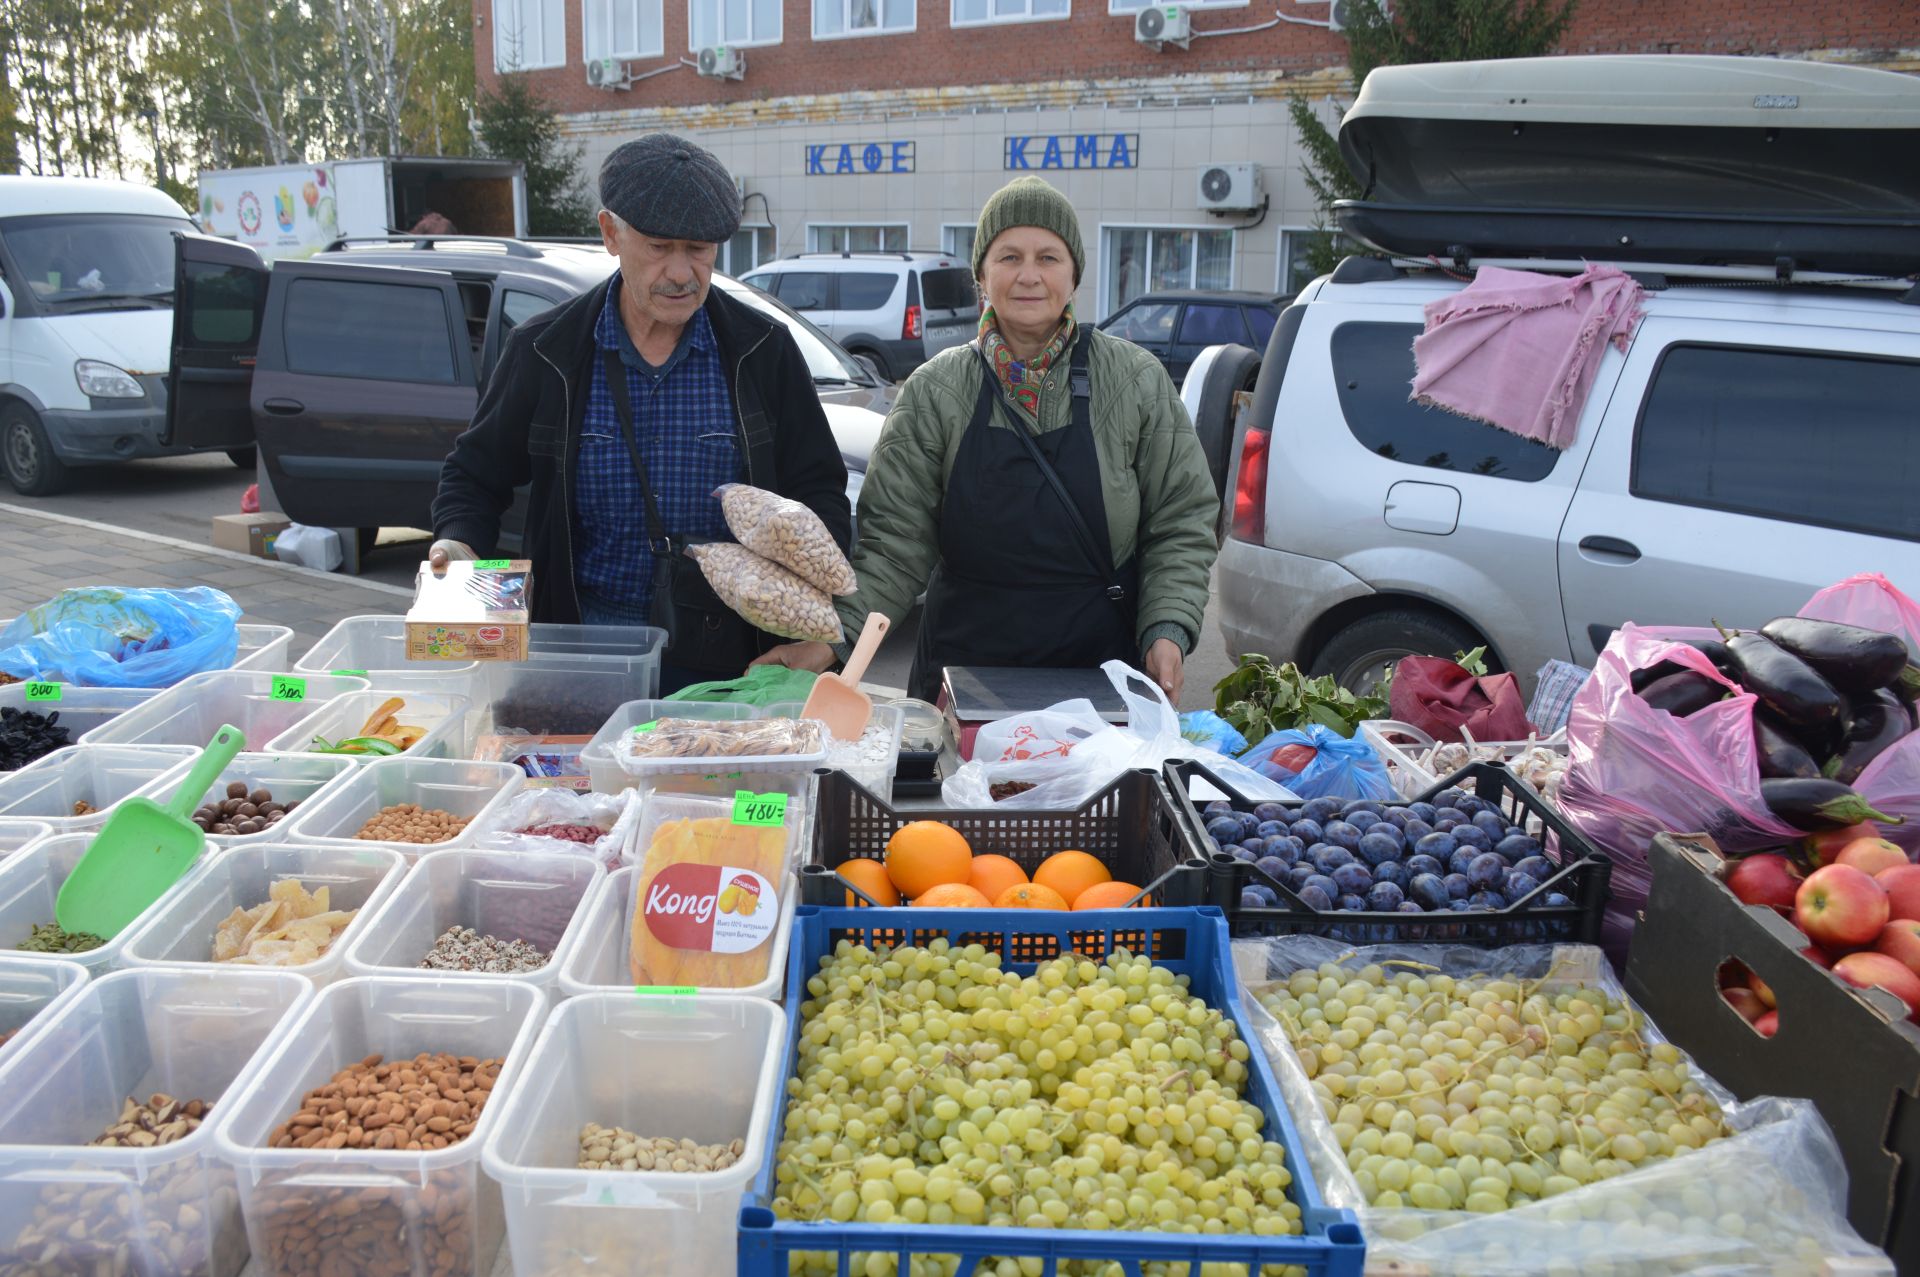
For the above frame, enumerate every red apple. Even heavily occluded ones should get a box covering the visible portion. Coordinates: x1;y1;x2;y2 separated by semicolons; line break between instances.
1747;945;1832;1008
1877;863;1920;922
1834;951;1920;1020
1807;823;1881;866
1875;918;1920;980
1795;864;1891;950
1721;986;1767;1022
1834;837;1911;878
1803;945;1835;970
1753;1010;1779;1038
1725;853;1805;912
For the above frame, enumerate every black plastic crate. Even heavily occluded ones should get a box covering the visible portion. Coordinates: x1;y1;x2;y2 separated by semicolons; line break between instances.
1163;758;1612;945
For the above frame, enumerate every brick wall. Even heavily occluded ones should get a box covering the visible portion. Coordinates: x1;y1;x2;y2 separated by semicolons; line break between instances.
476;0;1920;118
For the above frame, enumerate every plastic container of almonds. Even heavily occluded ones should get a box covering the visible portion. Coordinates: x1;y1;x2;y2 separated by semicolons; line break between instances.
482;992;787;1277
209;976;546;1277
0;833;189;974
119;843;408;986
0;966;312;1277
278;755;523;861
342;848;603;997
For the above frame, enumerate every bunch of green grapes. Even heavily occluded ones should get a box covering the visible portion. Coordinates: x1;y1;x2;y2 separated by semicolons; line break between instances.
1259;962;1732;1214
771;938;1312;1277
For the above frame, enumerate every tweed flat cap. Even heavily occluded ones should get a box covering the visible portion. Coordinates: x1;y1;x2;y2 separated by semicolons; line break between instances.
599;133;742;244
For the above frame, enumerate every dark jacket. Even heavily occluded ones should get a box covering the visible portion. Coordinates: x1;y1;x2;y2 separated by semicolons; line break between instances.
432;276;852;627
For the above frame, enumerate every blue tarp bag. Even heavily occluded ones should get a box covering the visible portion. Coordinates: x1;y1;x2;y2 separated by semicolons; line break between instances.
0;587;243;688
1241;723;1397;801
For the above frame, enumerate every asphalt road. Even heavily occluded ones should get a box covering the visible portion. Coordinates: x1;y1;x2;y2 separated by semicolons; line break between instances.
27;454;1240;711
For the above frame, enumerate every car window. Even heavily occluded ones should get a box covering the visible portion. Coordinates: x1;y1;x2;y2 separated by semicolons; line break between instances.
1104;302;1177;345
774;273;833;311
1244;306;1278;350
1178;303;1247;347
501;290;550;331
283;277;458;383
1633;344;1919;541
839;273;898;312
1331;321;1558;482
740;273;774;293
716;279;875;385
920;267;977;312
181;258;265;347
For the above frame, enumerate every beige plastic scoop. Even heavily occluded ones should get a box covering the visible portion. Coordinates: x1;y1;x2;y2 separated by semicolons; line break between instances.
801;612;890;741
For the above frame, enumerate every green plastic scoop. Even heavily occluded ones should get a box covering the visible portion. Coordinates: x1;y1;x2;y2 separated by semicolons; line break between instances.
56;723;245;939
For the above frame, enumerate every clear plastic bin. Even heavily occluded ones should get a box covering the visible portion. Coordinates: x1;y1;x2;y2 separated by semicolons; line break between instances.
77;670;371;750
292;614;481;694
0;955;86;1069
0;820;50;857
482;624;667;738
232;624;295;675
0;681;157;747
0;832;189;972
0;743;195;832
278;756;523;858
342;849;602;994
481;993;787;1277
0;966;312;1277
768;700;904;805
557;865;793;1001
210;976;545;1277
578;699;764;793
264;689;474;763
119;843;408;986
581;707;828;799
138;751;359;848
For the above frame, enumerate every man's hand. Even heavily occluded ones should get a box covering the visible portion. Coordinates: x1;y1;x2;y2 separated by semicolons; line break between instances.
427;539;476;572
1145;638;1185;705
750;641;838;673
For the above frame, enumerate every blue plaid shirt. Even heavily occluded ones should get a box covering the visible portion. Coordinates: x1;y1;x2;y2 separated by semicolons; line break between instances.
573;283;740;615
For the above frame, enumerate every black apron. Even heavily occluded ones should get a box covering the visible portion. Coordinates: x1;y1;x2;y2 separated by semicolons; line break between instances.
909;329;1139;701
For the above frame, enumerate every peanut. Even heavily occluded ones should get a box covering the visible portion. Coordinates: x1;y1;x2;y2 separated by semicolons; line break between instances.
352;804;469;845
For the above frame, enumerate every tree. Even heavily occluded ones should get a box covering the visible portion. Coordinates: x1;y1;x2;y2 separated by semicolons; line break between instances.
476;74;595;237
1290;0;1578;276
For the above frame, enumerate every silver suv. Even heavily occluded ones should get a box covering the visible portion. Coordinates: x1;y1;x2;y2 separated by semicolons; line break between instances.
742;251;979;381
1195;257;1920;692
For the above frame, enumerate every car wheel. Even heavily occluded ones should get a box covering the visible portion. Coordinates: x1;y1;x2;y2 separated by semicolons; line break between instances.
1309;608;1493;696
1191;344;1261;500
849;349;890;381
227;448;257;469
0;404;69;497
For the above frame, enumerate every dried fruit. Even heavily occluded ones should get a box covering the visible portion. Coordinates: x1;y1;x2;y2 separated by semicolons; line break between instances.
212;879;355;966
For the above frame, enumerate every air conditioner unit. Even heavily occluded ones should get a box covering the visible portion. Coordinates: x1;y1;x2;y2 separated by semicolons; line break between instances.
697;45;744;79
1197;163;1261;213
1134;5;1191;49
1328;0;1388;32
585;57;630;89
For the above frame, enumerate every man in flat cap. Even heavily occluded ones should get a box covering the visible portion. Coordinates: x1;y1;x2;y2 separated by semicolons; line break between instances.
430;133;850;688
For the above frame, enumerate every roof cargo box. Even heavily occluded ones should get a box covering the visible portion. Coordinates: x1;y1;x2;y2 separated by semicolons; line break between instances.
1333;56;1920;274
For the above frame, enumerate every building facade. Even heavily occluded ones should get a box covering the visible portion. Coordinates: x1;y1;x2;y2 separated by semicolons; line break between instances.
476;0;1920;318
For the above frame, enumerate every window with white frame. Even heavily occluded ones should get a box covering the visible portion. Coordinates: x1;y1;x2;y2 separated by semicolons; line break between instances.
1279;227;1346;294
809;224;909;253
1102;225;1232;315
953;0;1066;25
723;226;776;276
495;0;565;70
1108;0;1242;10
814;0;915;39
585;0;664;59
941;224;976;262
690;0;781;49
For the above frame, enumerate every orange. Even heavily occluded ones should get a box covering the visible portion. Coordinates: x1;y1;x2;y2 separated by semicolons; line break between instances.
885;822;973;898
914;882;991;908
833;858;899;908
1072;881;1144;910
994;882;1069;910
967;854;1029;903
1032;850;1113;908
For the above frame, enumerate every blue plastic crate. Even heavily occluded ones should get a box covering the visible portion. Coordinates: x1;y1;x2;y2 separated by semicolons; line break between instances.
738;905;1366;1277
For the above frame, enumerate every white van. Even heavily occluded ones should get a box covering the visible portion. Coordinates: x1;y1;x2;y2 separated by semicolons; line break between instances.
0;176;244;495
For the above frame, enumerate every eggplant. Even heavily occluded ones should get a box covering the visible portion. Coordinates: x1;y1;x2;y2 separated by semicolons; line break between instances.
1759;777;1902;832
1636;670;1726;718
1759;616;1911;694
1753;711;1821;780
1825;698;1911;784
1629;639;1735;694
1717;626;1845;737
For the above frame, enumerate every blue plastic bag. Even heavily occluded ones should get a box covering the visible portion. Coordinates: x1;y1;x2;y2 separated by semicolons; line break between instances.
1179;710;1248;757
1241;723;1396;801
0;587;242;688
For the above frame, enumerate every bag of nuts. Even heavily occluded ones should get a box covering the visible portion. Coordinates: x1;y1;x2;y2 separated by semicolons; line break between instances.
714;483;857;596
684;542;843;644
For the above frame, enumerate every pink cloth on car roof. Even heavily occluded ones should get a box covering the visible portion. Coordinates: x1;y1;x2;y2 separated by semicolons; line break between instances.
1410;264;1644;451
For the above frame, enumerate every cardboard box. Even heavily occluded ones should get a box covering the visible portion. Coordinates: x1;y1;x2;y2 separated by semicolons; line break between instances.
211;513;291;560
405;560;531;661
1625;833;1920;1270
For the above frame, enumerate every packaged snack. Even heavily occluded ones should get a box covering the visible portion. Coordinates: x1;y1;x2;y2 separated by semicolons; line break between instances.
628;793;796;987
684;543;842;644
715;483;857;596
405;559;531;661
623;716;823;760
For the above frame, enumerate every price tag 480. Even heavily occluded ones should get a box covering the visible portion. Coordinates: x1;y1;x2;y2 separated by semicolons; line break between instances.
731;790;788;827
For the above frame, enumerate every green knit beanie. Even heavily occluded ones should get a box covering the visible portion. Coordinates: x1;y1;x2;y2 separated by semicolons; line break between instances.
972;177;1085;285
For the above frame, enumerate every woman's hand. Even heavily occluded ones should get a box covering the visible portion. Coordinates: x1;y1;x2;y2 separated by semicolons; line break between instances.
1144;638;1185;704
750;641;838;673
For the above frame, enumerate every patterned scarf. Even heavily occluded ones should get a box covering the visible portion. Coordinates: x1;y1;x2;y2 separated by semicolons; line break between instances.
978;304;1076;419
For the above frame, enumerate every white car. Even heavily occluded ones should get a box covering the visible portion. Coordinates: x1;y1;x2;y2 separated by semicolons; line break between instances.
742;251;979;382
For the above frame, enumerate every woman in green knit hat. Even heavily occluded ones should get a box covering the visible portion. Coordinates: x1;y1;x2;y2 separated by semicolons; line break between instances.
754;176;1219;702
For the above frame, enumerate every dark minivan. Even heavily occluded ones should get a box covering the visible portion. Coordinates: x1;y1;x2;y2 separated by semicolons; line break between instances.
1098;289;1288;385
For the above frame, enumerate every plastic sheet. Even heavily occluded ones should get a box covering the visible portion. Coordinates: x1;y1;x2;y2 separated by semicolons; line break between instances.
471;787;640;870
1234;936;1888;1276
1241;723;1396;800
684;543;843;644
715;483;856;596
0;587;242;688
665;665;819;708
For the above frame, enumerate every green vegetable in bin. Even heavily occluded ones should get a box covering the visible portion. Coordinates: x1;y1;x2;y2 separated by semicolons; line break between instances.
310;734;403;756
1212;654;1387;742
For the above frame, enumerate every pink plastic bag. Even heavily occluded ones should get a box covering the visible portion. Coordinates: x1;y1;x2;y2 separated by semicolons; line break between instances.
1802;573;1920;844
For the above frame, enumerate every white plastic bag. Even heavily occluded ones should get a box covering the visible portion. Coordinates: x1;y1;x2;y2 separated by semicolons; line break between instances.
273;523;342;571
470;787;640;870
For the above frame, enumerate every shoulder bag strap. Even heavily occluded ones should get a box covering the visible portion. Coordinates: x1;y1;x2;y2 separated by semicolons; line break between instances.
601;349;674;553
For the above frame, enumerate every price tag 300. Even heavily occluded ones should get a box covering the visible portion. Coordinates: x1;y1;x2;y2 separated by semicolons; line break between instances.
270;676;307;702
23;681;60;703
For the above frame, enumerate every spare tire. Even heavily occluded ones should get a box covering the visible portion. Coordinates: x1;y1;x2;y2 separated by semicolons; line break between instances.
1190;344;1262;499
